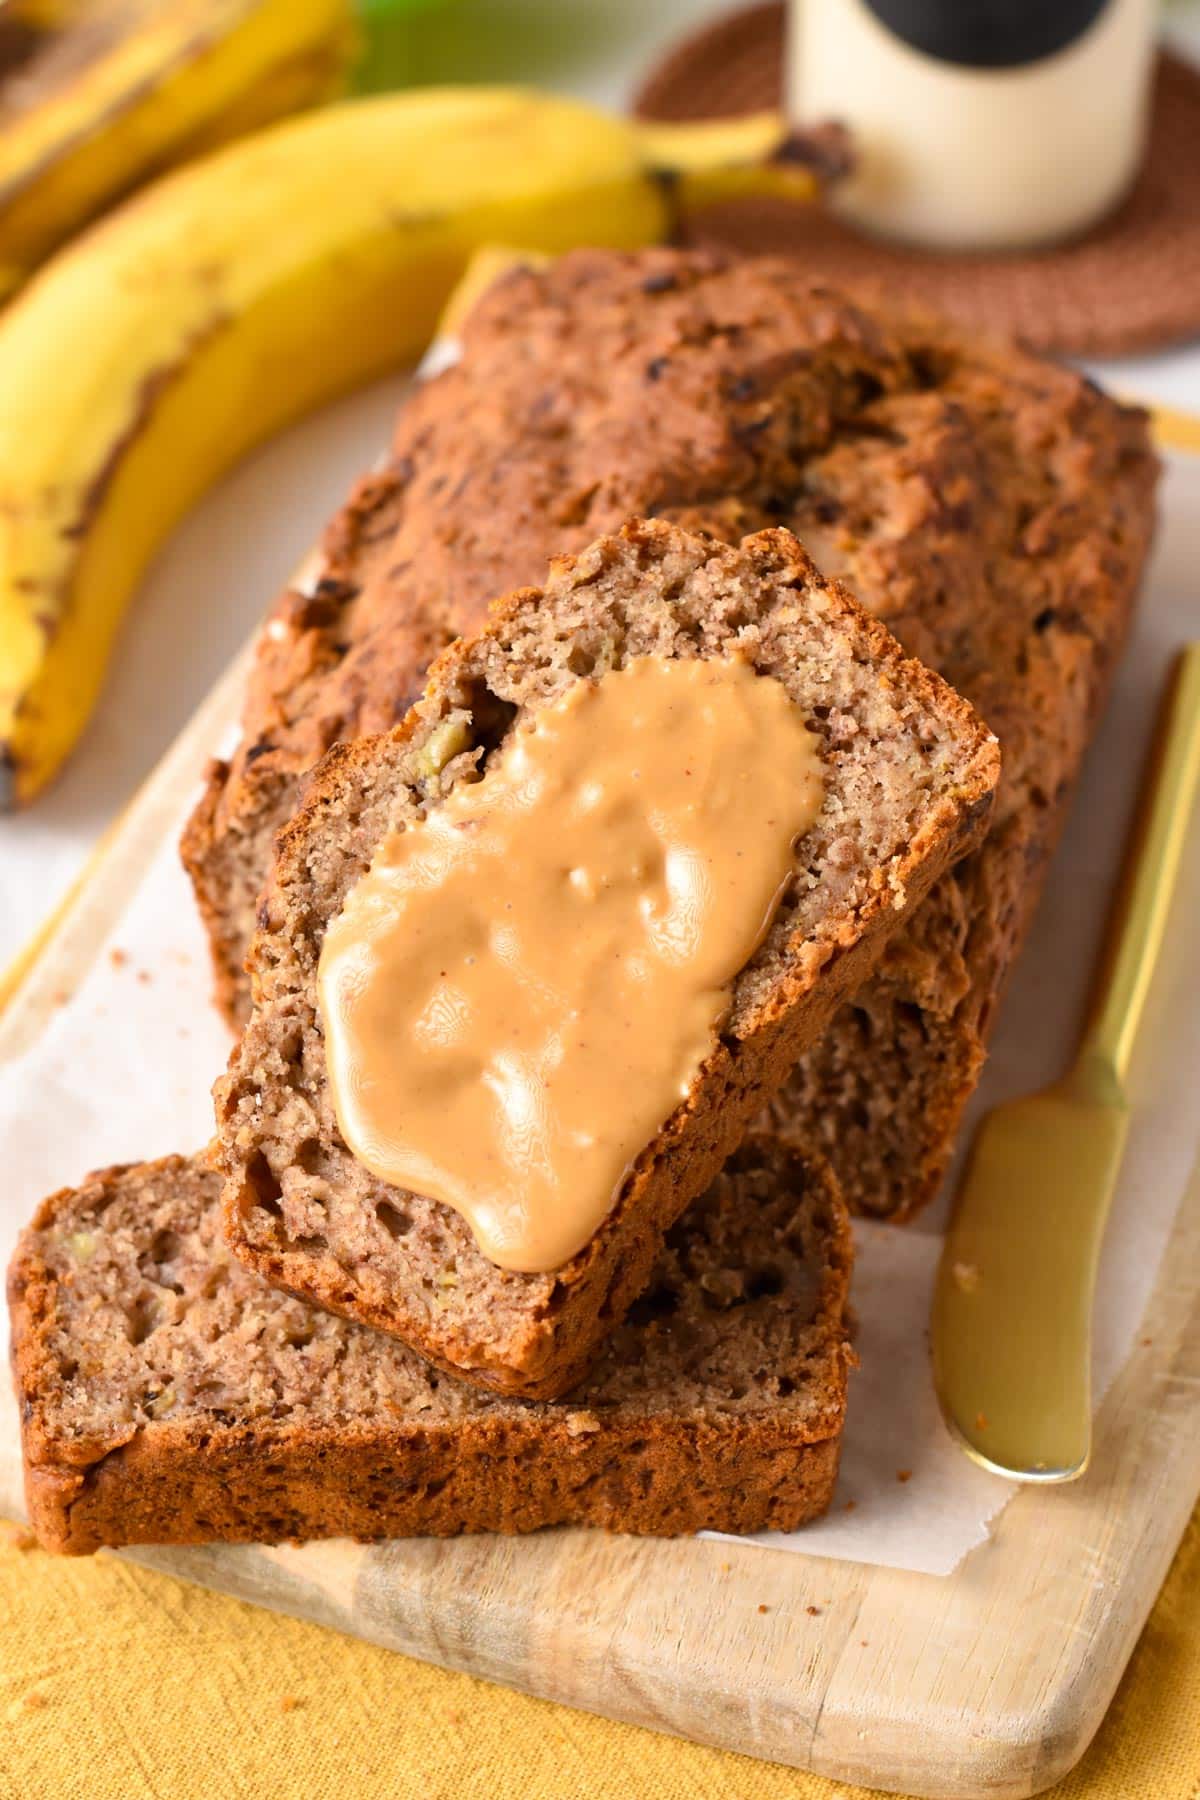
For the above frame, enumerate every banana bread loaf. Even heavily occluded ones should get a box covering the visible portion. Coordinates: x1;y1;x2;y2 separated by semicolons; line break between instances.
10;1139;853;1554
215;518;996;1398
182;248;1158;1218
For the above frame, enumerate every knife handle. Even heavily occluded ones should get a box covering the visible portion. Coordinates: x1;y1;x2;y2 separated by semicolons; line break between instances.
1078;644;1200;1091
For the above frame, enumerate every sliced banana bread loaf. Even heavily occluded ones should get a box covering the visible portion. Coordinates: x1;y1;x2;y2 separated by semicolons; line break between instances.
181;248;1157;1221
215;518;996;1399
10;1139;853;1555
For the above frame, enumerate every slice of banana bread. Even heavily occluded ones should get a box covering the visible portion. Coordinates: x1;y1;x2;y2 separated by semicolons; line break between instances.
9;1140;853;1555
215;518;997;1400
180;248;1158;1222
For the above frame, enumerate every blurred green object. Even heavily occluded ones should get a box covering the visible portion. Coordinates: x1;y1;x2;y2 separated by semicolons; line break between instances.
355;0;457;92
352;0;659;96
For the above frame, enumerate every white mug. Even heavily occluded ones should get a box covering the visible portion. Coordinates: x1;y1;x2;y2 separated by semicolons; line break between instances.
787;0;1159;251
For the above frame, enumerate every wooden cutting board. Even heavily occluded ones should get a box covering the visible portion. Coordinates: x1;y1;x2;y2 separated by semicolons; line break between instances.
4;434;1200;1800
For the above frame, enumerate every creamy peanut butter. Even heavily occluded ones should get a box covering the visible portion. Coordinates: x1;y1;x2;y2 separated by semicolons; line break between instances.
317;655;824;1273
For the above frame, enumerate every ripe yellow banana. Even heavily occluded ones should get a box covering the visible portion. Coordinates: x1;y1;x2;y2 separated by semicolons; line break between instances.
0;87;815;806
0;0;355;300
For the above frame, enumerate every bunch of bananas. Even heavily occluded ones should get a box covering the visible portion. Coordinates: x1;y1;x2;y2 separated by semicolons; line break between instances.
0;0;355;298
0;23;817;805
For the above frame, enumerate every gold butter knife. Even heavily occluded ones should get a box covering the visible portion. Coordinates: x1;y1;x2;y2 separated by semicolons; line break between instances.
932;643;1200;1482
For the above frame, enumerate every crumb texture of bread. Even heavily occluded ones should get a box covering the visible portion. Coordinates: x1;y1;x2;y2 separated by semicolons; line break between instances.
9;1146;853;1554
215;518;996;1399
181;249;1158;1221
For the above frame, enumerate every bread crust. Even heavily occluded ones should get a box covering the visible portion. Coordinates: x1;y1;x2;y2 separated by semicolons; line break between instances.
9;1146;853;1555
215;519;996;1399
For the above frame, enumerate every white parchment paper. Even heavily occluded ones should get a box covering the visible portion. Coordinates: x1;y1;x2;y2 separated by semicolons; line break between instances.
2;453;1198;1579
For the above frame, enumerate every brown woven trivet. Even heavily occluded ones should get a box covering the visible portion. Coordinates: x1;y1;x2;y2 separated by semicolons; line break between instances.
634;1;1200;356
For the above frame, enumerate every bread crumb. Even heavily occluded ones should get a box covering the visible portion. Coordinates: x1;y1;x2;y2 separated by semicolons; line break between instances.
2;1524;37;1552
825;835;859;869
896;1469;912;1483
719;1561;732;1573
843;1499;856;1513
447;1710;464;1726
952;1260;980;1294
975;1411;989;1431
278;1696;302;1714
564;1410;600;1437
109;948;128;969
806;1605;821;1616
757;1603;769;1614
136;970;152;986
22;1691;49;1711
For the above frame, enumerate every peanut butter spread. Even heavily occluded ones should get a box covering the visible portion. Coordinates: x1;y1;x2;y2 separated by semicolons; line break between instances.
317;655;824;1272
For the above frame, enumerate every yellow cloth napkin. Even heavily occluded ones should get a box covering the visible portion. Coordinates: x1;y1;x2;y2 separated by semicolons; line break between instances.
1;1505;1197;1800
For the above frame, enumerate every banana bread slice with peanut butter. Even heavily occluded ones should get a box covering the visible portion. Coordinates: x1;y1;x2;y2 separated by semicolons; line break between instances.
214;518;997;1399
10;1140;853;1553
182;248;1157;1225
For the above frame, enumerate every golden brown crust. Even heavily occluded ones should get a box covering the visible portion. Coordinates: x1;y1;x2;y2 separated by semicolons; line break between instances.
9;1146;853;1555
214;519;996;1399
26;1418;844;1556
